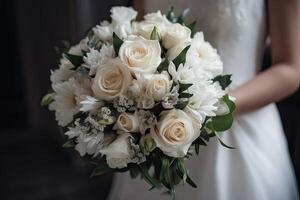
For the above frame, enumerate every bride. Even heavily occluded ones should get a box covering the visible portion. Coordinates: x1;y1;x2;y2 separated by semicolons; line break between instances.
107;0;299;199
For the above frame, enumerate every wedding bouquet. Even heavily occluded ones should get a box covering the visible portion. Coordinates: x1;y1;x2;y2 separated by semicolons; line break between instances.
42;6;235;196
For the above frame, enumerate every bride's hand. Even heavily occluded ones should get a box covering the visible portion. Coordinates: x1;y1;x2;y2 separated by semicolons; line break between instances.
230;0;300;115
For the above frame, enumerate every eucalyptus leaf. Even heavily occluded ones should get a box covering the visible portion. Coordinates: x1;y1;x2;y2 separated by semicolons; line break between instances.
186;174;197;188
172;45;191;69
112;32;123;54
212;74;232;90
63;53;83;68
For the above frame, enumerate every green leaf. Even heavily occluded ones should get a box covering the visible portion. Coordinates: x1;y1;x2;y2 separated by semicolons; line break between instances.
178;93;193;98
206;113;234;132
157;59;169;73
129;165;140;179
186;174;197;188
91;161;113;177
200;129;210;142
187;21;197;38
178;82;193;93
175;159;187;182
212;74;232;90
177;8;190;24
222;94;236;113
150;26;160;40
159;156;170;181
112;32;124;54
41;92;55;106
63;53;83;68
175;100;189;110
172;45;191;69
215;132;235;149
166;6;177;23
62;140;75;148
139;163;160;188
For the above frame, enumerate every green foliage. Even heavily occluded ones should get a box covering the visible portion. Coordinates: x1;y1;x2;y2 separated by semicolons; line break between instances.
187;21;197;38
222;94;236;113
215;132;235;149
206;113;234;132
41;93;55;106
172;45;191;69
174;100;189;110
112;32;124;54
176;8;190;24
62;140;75;148
91;159;113;177
213;74;232;90
178;92;193;98
178;82;193;93
166;6;177;23
63;53;83;69
150;26;160;40
157;59;169;73
139;163;160;188
129;165;140;179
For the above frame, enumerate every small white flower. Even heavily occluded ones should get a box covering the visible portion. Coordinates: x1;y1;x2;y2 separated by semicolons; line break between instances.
79;96;103;112
136;110;157;135
162;85;179;109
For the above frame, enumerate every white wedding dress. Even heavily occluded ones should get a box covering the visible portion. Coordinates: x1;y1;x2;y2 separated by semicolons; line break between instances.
107;0;299;199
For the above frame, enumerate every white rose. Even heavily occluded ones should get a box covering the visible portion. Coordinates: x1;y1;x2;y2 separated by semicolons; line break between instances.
186;32;223;78
100;133;133;169
113;112;139;132
151;109;200;157
119;36;161;75
134;11;171;39
162;23;191;49
92;58;132;100
145;73;171;101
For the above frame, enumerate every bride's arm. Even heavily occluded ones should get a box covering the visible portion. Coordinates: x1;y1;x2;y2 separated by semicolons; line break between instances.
230;0;300;114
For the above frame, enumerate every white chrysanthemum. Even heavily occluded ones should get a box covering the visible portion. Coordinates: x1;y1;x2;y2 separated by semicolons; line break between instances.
93;21;113;41
167;62;195;84
184;80;225;124
50;58;74;84
83;44;115;75
49;78;91;126
79;96;104;112
186;32;223;79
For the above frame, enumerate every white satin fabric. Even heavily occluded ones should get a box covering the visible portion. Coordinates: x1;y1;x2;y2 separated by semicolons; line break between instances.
107;0;299;199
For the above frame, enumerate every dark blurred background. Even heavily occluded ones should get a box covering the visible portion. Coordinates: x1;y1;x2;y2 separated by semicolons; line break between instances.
0;1;299;200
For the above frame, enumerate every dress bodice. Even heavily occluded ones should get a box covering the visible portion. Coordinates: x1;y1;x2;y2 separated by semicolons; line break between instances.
144;0;267;87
